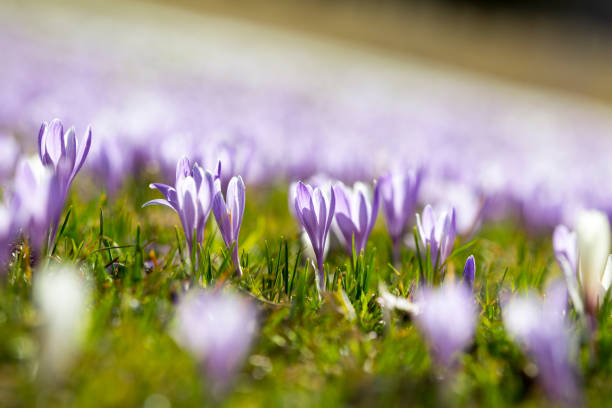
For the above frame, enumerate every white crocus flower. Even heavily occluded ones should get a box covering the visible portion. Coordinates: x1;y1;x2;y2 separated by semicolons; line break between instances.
576;210;612;314
34;265;90;379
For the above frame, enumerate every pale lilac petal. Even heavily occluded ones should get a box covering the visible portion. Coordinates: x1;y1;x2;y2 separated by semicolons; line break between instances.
46;119;65;165
70;125;91;183
142;199;176;211
332;184;351;217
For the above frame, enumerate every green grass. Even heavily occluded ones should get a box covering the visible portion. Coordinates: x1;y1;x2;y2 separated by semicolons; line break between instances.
1;177;611;407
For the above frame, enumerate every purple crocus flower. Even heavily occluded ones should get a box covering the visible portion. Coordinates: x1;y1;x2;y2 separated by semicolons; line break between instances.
144;156;215;257
12;157;62;254
416;205;457;269
294;181;336;292
332;181;380;257
212;176;246;276
503;280;581;404
379;169;422;263
415;282;477;366
173;289;257;394
463;255;476;290
289;176;333;263
37;119;92;250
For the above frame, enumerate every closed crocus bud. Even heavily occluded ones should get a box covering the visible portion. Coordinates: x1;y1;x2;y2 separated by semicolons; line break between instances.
173;290;257;395
416;205;457;269
289;176;333;262
576;210;612;315
212;176;246;276
415;282;477;367
34;265;90;380
463;255;475;290
332;181;380;258
293;181;335;292
38;119;92;250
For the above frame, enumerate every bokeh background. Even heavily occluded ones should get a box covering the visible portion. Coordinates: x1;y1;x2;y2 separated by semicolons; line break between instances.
3;0;612;229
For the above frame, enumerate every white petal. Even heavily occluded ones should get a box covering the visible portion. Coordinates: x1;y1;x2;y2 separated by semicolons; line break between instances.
577;210;610;292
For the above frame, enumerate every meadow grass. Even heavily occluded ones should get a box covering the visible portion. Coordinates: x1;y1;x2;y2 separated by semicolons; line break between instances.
1;177;612;407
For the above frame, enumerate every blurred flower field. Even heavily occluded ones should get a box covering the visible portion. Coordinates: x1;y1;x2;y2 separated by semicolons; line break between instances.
3;1;612;407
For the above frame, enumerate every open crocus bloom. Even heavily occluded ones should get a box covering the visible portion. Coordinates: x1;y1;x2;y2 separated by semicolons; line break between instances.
294;181;335;292
416;205;457;269
212;176;246;276
332;181;380;257
144;156;215;256
575;210;612;316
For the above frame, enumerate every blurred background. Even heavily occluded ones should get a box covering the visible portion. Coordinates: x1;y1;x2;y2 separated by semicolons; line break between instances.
3;0;612;227
154;0;612;102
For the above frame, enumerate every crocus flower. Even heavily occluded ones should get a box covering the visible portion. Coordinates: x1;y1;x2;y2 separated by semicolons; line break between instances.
416;205;457;269
553;224;583;315
415;282;477;366
294;181;336;292
379;169;422;262
575;209;612;316
503;280;581;404
12;157;62;253
34;264;90;380
463;255;476;290
173;289;257;394
144;156;215;257
212;176;246;276
332;181;380;257
38;119;92;249
288;176;333;263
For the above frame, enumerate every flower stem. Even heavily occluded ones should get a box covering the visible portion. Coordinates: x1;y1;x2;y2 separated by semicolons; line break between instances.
316;256;325;292
392;239;401;268
232;245;243;277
